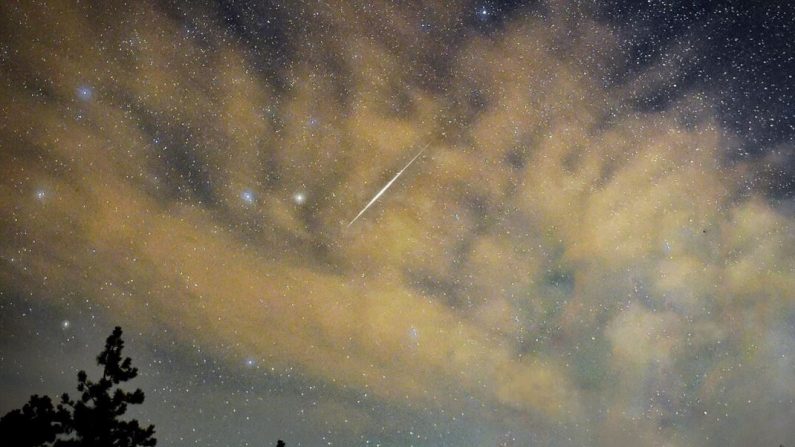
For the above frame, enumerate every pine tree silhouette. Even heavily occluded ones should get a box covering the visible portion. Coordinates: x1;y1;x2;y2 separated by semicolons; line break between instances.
0;326;156;446
0;395;70;447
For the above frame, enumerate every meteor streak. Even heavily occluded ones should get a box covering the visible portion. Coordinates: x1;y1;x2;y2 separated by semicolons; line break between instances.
346;143;430;228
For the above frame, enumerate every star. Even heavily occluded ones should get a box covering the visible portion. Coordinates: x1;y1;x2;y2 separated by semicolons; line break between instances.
76;85;93;101
408;326;420;344
240;189;255;205
292;191;306;205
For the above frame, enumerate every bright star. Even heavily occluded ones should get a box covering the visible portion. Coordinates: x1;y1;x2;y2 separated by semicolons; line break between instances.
76;85;93;101
240;189;255;204
293;192;306;205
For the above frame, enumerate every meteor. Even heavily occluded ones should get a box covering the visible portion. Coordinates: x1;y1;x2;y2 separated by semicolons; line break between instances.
346;143;430;228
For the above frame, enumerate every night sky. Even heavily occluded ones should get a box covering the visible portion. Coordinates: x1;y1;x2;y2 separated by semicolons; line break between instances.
1;0;793;446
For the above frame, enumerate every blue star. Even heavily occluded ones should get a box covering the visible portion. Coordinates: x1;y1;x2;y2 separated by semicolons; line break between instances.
240;189;255;204
76;85;93;101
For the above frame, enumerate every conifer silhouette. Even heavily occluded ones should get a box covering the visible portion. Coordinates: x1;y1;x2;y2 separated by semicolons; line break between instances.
0;326;156;446
0;395;70;447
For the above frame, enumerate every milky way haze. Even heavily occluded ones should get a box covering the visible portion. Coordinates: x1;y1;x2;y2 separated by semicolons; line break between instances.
1;1;793;446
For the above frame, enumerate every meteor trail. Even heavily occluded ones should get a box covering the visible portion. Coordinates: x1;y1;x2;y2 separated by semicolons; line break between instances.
347;143;430;228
